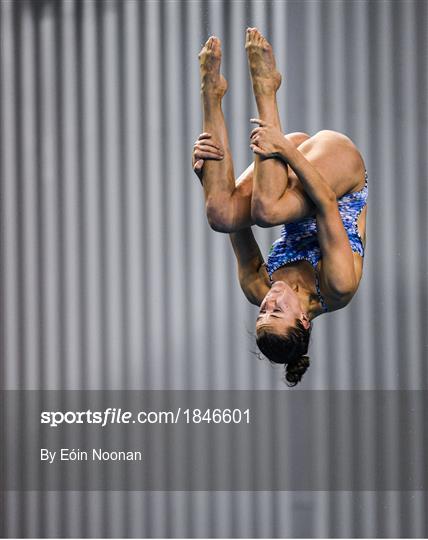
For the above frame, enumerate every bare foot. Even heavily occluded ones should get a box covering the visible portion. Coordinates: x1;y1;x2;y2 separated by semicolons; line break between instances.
245;27;281;95
198;36;228;99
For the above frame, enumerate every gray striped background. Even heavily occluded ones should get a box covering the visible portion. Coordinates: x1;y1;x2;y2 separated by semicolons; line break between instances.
1;0;427;537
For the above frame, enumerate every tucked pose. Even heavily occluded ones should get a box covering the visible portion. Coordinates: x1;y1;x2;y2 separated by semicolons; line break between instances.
192;29;368;385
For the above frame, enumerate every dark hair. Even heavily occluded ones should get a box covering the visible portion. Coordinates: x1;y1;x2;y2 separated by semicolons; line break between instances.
256;319;311;387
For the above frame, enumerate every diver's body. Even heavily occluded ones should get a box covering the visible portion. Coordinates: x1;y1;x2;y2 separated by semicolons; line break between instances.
193;28;368;384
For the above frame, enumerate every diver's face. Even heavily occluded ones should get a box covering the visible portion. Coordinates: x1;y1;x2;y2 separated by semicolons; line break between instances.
256;281;309;335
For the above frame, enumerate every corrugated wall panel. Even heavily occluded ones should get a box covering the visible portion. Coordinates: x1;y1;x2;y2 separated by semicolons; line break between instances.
1;0;427;537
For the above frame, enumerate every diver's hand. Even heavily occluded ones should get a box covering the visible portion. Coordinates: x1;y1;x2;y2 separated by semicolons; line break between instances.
249;118;292;160
192;132;224;182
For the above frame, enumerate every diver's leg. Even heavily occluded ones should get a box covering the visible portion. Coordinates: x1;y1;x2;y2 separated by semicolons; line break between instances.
245;28;290;221
199;36;248;232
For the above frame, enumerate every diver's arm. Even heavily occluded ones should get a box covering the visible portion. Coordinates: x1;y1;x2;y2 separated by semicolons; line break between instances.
314;201;357;301
229;228;270;306
279;147;357;299
285;146;357;299
251;123;357;300
192;143;268;304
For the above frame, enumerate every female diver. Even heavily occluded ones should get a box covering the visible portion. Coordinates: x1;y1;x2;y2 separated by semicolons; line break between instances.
192;28;368;386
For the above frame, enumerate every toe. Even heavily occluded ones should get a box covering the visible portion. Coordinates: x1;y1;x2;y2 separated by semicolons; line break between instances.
246;28;256;45
212;36;221;50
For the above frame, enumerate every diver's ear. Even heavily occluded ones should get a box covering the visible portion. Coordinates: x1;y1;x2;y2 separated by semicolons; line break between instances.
301;313;311;330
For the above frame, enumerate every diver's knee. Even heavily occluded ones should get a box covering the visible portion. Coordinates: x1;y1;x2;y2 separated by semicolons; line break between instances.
205;198;235;233
250;198;276;228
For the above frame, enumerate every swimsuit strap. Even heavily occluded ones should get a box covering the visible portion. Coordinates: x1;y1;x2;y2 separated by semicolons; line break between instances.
314;269;328;313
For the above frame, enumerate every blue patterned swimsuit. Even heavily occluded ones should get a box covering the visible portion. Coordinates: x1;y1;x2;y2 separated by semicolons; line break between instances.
265;171;368;312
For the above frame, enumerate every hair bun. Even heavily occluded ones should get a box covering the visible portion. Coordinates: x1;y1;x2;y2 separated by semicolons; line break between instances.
284;355;310;387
